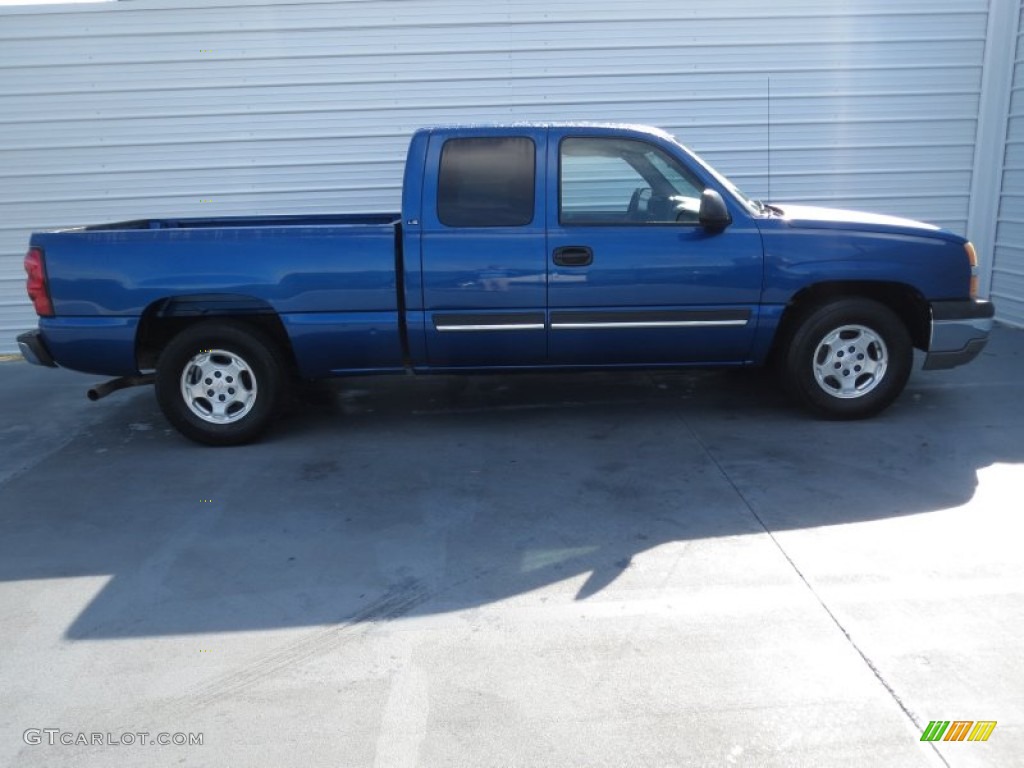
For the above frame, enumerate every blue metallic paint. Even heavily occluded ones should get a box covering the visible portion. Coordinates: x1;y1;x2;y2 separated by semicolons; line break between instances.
39;316;139;376
281;312;405;377
37;222;399;317
758;223;970;305
26;123;978;380
416;127;549;367
545;126;764;364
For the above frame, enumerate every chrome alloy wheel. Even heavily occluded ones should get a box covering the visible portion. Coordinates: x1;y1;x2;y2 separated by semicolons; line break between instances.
812;324;889;399
179;348;258;424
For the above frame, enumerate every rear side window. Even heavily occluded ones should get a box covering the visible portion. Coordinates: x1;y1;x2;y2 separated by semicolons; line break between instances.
437;137;535;227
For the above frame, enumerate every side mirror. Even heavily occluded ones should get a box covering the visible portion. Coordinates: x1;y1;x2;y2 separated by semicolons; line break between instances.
698;189;732;231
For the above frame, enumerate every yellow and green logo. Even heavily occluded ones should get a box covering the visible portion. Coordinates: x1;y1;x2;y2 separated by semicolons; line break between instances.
921;721;997;742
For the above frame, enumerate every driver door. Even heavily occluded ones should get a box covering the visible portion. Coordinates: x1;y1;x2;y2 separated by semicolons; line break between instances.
545;131;763;365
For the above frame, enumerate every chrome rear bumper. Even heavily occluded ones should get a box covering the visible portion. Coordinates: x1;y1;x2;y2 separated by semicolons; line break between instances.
16;330;57;368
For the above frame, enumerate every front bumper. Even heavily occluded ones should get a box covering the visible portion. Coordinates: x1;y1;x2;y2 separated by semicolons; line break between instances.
923;299;995;370
16;330;57;368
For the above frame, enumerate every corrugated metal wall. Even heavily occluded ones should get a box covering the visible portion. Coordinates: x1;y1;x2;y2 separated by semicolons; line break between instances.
993;3;1024;326
0;0;996;352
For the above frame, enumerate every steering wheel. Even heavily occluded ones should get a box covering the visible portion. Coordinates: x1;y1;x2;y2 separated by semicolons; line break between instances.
627;187;652;221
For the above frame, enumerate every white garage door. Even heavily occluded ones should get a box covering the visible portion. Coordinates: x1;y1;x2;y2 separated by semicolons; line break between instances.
0;0;993;353
992;2;1024;327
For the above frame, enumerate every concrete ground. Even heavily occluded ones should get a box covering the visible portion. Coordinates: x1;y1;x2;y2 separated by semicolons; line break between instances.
0;327;1021;768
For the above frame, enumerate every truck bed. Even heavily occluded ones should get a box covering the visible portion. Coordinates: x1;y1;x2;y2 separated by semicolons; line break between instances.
32;213;406;378
77;212;400;231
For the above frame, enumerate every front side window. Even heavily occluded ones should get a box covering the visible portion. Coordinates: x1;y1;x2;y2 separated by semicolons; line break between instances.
437;137;536;227
560;137;704;225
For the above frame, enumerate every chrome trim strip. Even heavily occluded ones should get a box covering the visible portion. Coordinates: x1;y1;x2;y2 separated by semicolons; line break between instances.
551;320;748;330
436;323;546;332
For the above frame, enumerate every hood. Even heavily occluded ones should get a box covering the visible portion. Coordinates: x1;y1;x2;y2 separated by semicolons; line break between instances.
773;204;962;242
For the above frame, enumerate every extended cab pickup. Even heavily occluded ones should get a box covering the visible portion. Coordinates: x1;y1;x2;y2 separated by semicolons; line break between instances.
18;124;995;445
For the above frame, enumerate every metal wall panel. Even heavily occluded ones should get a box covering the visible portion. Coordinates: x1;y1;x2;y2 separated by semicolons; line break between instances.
0;0;992;351
992;4;1024;326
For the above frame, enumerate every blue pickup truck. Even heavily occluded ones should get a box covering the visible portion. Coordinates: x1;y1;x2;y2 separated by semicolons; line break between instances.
18;123;994;445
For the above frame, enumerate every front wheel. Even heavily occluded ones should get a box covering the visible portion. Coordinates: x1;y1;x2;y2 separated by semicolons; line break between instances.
781;298;912;419
155;321;286;445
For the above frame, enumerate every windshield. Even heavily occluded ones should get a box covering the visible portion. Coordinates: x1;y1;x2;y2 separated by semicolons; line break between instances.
671;139;761;214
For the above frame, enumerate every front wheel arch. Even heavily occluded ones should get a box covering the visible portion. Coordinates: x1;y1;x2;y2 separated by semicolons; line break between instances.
767;281;931;369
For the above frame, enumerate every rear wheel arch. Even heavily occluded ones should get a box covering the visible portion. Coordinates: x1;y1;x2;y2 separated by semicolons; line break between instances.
135;295;297;373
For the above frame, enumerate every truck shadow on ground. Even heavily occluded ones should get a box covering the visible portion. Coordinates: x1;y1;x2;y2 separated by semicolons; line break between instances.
0;328;1021;640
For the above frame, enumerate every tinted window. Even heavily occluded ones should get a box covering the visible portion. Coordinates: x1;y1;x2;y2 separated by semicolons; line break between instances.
560;137;704;225
438;137;536;227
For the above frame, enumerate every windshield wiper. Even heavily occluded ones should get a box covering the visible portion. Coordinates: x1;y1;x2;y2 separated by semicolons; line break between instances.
754;200;784;216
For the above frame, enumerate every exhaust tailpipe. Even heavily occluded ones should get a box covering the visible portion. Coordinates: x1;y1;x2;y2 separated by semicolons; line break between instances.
87;374;155;401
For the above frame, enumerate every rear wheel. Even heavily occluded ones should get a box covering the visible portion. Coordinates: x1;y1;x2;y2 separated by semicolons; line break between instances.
781;298;912;419
155;321;285;445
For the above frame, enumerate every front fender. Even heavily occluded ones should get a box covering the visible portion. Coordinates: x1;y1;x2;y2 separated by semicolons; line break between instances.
759;225;970;304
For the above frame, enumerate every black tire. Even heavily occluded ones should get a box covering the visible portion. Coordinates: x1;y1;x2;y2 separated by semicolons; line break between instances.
155;321;286;445
781;298;912;419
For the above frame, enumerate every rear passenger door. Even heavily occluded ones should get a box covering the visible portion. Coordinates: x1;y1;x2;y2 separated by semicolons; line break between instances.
419;130;547;367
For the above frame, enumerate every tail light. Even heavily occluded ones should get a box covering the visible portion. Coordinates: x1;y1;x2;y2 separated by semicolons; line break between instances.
24;247;54;317
965;242;979;299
